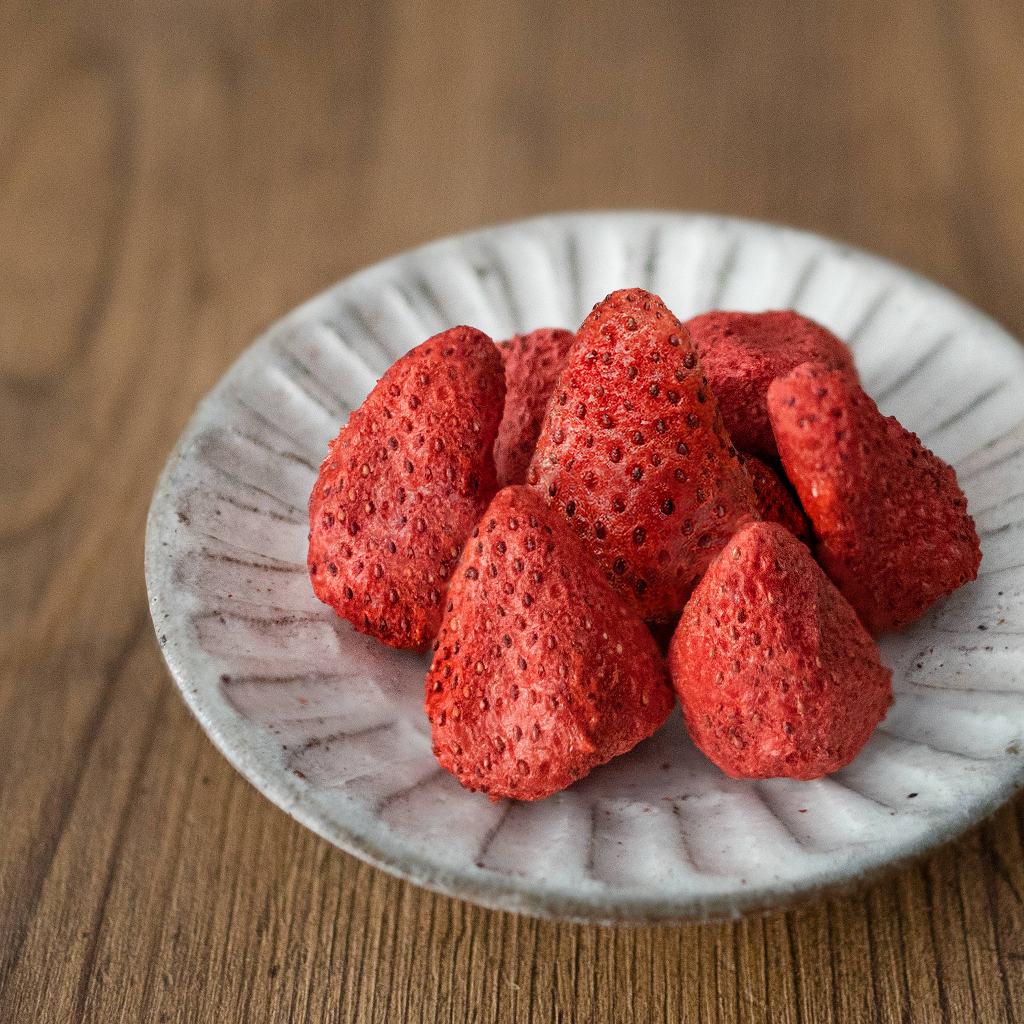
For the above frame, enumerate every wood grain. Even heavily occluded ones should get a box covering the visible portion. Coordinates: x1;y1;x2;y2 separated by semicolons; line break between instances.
3;0;1024;1020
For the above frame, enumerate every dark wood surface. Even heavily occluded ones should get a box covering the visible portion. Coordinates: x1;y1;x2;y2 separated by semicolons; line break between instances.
3;0;1024;1019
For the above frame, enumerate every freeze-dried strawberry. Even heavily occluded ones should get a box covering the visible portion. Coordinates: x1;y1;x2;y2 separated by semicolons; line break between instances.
767;362;981;635
425;486;675;800
494;328;575;487
308;327;505;650
527;288;758;622
739;452;812;545
686;310;857;461
669;521;893;780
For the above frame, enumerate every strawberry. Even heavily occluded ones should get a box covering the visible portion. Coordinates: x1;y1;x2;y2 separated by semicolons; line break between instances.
669;521;893;780
425;486;675;800
494;328;576;488
685;310;857;461
527;288;758;623
767;362;981;635
308;326;505;650
738;451;812;545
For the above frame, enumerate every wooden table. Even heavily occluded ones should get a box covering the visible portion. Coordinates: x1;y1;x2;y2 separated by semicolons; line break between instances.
3;1;1024;1019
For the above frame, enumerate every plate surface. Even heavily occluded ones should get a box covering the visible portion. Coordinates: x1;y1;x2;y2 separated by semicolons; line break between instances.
146;211;1024;922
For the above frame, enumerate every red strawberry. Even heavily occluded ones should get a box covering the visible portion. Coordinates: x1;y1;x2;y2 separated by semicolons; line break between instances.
685;310;857;461
494;328;576;488
527;288;758;623
425;486;675;800
669;521;893;780
739;452;812;545
308;326;505;650
767;362;981;635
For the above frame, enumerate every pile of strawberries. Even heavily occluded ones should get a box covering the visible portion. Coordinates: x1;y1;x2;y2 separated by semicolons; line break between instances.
307;289;981;800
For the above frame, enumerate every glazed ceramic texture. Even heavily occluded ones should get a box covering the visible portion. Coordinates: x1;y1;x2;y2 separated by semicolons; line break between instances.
145;212;1024;923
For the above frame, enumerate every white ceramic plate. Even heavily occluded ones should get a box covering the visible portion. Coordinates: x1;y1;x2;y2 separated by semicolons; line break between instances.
146;212;1024;922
